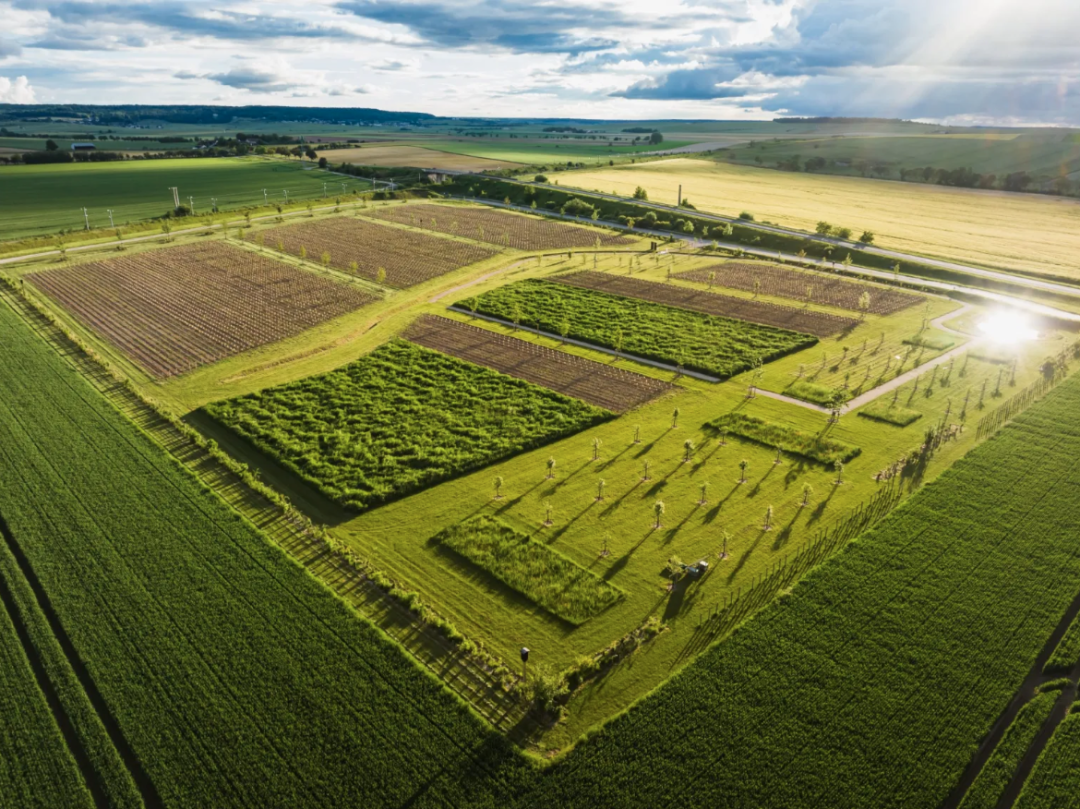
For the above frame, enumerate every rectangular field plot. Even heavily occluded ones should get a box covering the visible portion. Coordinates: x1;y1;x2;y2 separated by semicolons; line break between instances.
250;217;498;288
28;242;375;378
553;270;857;337
204;340;609;512
365;202;636;250
404;315;673;412
677;262;922;315
436;516;623;625
464;279;816;380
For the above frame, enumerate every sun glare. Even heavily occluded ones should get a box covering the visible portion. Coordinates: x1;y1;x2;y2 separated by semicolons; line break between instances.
978;311;1038;344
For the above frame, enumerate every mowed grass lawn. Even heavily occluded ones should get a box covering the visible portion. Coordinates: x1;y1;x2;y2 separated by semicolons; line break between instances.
0;157;349;240
561;159;1080;281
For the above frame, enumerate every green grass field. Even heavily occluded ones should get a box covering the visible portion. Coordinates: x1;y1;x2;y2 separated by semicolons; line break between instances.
561;159;1080;281
0;157;358;240
418;138;692;165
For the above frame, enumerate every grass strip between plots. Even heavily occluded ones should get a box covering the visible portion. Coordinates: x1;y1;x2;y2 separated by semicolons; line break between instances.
1015;709;1080;809
784;380;848;407
436;516;623;625
465;279;815;380
959;689;1060;809
204;339;609;512
707;412;861;465
1044;615;1080;675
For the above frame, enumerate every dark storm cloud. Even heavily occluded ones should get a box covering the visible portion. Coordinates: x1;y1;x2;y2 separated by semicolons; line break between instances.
612;64;746;100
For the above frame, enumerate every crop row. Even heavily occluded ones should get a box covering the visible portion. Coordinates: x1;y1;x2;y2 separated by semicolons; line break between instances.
204;339;609;512
0;301;525;807
553;270;857;337
464;279;816;380
436;516;623;625
251;216;498;288
404;314;673;412
29;242;373;378
1015;709;1080;809
366;202;635;250
677;262;922;315
490;370;1080;807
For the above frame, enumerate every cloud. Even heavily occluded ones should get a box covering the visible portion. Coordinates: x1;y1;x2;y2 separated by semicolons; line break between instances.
613;64;745;99
371;59;415;72
0;39;22;59
0;75;36;103
204;66;298;93
340;0;630;53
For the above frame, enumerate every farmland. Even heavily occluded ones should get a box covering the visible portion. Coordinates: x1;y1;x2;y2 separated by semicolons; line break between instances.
708;412;860;465
466;278;816;378
250;216;499;287
552;270;858;337
436;516;623;625
676;261;922;315
1015;711;1080;809
0;297;526;807
29;241;375;378
0;157;354;241
365;202;636;250
404;314;673;412
319;144;517;171
560;159;1080;281
204;339;609;512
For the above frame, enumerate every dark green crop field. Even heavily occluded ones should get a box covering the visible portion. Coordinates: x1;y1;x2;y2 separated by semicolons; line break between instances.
1015;711;1080;809
205;339;609;512
0;299;526;807
466;279;815;378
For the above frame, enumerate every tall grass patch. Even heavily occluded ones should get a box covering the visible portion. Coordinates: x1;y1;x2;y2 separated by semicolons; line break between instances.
707;412;860;465
858;400;923;426
437;516;622;624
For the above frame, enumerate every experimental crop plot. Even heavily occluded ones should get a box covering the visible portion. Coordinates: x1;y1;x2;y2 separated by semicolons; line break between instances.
28;241;375;378
404;315;673;412
251;216;498;287
553;270;857;337
366;202;636;250
676;262;922;315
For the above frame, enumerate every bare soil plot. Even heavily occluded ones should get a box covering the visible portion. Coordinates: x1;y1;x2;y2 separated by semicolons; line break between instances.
366;203;636;250
404;315;673;412
676;262;922;315
552;271;858;337
250;217;498;288
29;242;374;378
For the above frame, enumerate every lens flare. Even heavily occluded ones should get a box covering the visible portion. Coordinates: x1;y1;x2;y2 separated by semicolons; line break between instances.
978;311;1037;344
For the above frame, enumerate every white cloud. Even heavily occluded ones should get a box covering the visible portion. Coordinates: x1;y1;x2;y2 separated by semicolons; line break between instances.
0;75;35;102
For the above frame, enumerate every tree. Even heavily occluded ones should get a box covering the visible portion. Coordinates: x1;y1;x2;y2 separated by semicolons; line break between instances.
633;186;649;201
801;483;813;507
534;174;548;183
834;461;844;485
299;245;307;260
858;291;871;319
763;505;773;531
494;476;504;498
546;457;556;479
592;437;602;461
649;132;664;145
633;425;641;444
349;260;359;274
318;156;328;169
859;230;875;244
835;227;852;240
654;500;666;529
45;139;59;151
320;251;331;267
376;267;387;284
699;481;709;505
684;439;694;463
815;221;832;236
672;408;680;428
643;459;651;481
597;479;606;501
739;459;748;483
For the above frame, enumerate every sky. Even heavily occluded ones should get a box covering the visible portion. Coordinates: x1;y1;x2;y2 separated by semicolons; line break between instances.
0;0;1077;124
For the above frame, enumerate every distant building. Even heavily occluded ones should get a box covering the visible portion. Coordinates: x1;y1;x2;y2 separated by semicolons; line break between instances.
71;142;96;151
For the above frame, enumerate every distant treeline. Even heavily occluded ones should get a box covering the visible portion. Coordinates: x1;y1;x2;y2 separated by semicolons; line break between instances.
773;116;911;125
0;103;436;126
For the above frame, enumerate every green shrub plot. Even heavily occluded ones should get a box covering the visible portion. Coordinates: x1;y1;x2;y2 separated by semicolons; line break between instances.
437;516;623;625
0;299;526;807
707;412;861;465
959;689;1060;809
857;399;923;426
205;340;609;512
1015;711;1080;809
464;279;815;380
784;379;848;407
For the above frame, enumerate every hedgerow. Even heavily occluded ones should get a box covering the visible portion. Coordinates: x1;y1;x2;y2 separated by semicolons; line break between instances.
436;516;623;625
465;279;814;379
707;412;861;465
205;339;609;512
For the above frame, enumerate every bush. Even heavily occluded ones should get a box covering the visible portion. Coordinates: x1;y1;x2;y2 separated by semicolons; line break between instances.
858;401;922;427
785;380;848;407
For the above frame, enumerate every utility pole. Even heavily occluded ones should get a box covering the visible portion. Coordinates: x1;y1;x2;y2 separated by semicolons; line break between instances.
340;182;347;195
323;182;327;199
81;207;90;230
107;209;114;228
210;197;218;213
678;184;683;207
283;189;289;204
188;196;195;214
262;188;268;204
169;186;180;209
